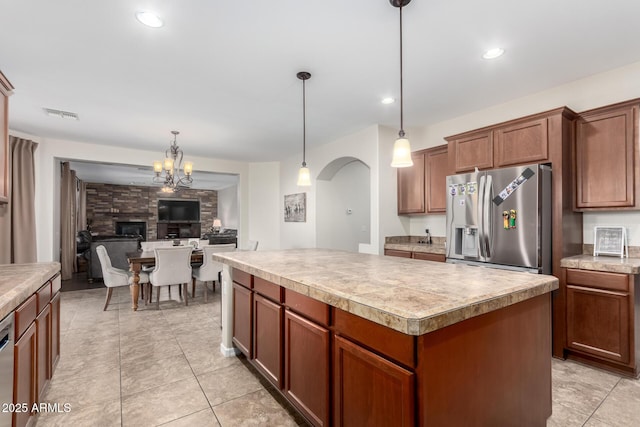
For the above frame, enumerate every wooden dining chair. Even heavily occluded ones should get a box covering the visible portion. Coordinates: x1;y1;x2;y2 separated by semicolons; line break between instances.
96;245;149;310
191;243;236;302
148;247;193;309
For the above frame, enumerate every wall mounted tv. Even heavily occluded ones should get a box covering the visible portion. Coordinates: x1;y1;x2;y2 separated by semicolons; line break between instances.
157;199;200;222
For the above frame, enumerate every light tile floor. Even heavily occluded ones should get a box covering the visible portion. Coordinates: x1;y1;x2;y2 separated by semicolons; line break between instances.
33;286;640;426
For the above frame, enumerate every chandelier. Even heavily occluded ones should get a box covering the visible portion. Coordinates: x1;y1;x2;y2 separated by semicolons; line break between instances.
152;131;193;192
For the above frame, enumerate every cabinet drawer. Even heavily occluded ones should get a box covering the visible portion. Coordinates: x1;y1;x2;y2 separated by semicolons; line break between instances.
566;269;629;292
36;282;52;313
254;277;283;302
284;289;330;327
412;252;445;262
384;249;412;258
51;274;61;294
334;308;415;369
232;268;252;289
15;294;37;339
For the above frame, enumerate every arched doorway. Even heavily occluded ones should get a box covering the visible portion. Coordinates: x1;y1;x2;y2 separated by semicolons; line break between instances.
316;157;371;252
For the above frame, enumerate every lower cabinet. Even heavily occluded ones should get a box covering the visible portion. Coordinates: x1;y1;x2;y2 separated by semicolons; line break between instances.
384;249;445;263
333;335;415;427
565;268;638;374
51;292;61;371
284;310;330;426
232;282;253;358
14;322;36;427
36;304;51;399
253;294;283;387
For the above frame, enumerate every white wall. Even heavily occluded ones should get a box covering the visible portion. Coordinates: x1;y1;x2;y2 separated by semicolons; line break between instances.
29;135;250;262
280;125;382;253
407;60;640;244
248;162;280;250
217;185;238;230
316;160;370;252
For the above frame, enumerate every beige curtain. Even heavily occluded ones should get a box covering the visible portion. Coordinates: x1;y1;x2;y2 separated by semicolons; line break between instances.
60;162;77;279
0;136;38;264
77;178;87;231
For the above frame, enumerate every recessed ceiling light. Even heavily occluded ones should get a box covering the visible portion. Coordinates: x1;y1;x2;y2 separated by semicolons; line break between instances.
381;97;395;105
482;47;505;60
135;11;163;28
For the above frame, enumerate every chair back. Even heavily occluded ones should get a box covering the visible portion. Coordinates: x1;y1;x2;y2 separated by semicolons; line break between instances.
96;245;128;287
196;244;236;281
152;247;193;286
247;240;259;251
141;240;173;251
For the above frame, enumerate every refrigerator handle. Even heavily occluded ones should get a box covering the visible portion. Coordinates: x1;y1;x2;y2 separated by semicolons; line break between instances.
483;174;493;258
478;175;486;258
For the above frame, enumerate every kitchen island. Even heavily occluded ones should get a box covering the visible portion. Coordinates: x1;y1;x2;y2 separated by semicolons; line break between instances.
213;249;558;426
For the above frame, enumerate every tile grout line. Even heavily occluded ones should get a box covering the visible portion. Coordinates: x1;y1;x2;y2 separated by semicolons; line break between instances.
580;376;623;427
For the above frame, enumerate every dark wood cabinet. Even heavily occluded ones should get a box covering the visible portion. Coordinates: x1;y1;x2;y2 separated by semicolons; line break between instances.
495;117;549;167
384;249;445;263
50;292;60;371
284;309;330;426
13;322;36;427
384;249;412;258
0;70;13;204
397;145;449;215
397;151;425;214
156;222;201;239
565;268;637;373
425;145;448;213
35;304;51;400
449;130;493;173
232;282;253;358
333;334;415;427
574;99;639;210
253;293;283;387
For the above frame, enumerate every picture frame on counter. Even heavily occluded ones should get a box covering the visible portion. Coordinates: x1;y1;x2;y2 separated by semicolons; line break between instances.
284;192;306;222
593;226;628;258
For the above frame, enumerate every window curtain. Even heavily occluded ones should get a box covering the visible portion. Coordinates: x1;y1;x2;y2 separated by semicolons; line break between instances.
77;178;87;232
0;136;38;264
60;162;77;279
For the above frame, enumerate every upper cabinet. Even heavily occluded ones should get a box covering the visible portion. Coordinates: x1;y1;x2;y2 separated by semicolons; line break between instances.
0;70;14;204
397;145;448;215
448;130;493;173
574;99;639;210
495;117;548;167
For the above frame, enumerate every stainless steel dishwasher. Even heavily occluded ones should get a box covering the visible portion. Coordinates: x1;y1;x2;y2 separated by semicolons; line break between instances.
0;312;14;427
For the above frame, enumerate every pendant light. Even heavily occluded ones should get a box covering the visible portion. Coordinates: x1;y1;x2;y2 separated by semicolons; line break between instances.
297;71;312;186
390;0;414;168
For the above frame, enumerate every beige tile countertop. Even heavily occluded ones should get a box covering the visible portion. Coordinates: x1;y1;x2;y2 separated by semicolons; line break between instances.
213;249;558;336
0;262;61;320
560;254;640;275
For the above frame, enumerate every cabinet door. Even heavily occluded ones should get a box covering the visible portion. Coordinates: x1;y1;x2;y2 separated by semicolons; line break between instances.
333;335;414;427
425;145;448;213
495;118;548;167
14;322;36;427
450;131;493;173
50;292;61;372
0;71;12;204
253;293;283;388
232;282;253;358
36;304;51;400
412;252;445;262
384;249;412;258
566;284;631;364
397;152;425;214
575;104;636;209
284;310;330;427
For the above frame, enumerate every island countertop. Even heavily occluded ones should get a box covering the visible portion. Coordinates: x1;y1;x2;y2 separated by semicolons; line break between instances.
213;248;558;335
0;262;61;320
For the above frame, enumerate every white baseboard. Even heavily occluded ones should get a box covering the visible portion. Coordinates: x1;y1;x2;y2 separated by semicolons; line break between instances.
220;342;239;358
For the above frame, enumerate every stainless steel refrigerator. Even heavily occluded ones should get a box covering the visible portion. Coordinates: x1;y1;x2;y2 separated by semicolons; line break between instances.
445;163;552;274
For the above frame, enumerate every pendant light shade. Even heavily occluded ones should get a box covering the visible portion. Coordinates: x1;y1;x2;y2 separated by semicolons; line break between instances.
390;0;413;168
297;71;312;186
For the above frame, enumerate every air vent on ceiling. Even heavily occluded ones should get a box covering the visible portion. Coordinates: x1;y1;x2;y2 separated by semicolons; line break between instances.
43;108;79;120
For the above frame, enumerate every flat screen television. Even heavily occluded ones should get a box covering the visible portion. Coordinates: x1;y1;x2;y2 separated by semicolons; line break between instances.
157;199;200;222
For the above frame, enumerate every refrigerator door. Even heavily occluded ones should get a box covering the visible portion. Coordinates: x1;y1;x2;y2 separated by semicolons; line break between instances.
484;164;541;269
446;171;481;261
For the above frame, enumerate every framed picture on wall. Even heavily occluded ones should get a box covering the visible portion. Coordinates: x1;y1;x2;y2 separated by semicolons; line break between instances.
284;193;306;222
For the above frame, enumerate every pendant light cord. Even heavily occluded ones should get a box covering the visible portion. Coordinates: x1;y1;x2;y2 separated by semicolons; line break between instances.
302;78;307;167
399;4;405;138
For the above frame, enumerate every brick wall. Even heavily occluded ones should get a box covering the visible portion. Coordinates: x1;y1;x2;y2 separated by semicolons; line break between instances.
85;183;218;240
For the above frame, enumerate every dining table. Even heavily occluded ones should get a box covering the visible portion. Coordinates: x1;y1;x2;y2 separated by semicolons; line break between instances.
126;248;204;311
